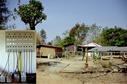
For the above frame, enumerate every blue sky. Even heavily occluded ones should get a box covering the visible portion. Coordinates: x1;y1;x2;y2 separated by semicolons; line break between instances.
8;0;127;42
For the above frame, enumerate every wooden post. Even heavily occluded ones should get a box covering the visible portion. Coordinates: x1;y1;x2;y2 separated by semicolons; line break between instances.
101;52;104;61
85;48;88;68
123;52;125;61
110;52;113;63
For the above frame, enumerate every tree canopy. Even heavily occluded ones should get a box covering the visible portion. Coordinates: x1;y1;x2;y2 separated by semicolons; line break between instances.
52;23;89;47
69;23;89;45
51;23;103;47
50;23;127;47
95;27;127;46
52;36;63;47
17;0;47;30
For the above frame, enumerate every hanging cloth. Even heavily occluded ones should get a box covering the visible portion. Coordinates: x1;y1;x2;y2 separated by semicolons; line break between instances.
18;51;22;72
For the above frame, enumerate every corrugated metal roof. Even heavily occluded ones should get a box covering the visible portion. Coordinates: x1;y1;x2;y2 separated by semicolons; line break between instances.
79;42;102;47
89;46;127;52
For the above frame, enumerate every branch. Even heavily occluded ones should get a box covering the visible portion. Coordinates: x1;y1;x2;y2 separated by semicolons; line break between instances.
35;18;42;26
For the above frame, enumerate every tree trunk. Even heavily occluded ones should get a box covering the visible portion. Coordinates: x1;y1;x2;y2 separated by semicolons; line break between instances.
30;23;35;30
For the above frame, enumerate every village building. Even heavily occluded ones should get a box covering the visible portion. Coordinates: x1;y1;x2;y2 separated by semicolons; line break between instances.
37;45;63;58
89;46;127;62
64;43;77;52
64;42;101;52
63;42;101;57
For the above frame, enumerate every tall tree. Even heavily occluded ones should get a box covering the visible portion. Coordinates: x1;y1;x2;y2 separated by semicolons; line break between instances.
84;24;102;44
0;0;10;29
53;23;89;47
40;29;46;43
36;32;43;45
17;0;47;30
69;23;89;45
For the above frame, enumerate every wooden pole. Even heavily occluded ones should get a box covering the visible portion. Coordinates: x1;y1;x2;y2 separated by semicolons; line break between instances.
85;48;88;68
110;52;113;63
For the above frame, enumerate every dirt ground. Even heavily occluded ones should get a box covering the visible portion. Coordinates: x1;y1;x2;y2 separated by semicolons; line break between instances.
37;56;127;84
37;71;81;84
37;71;127;84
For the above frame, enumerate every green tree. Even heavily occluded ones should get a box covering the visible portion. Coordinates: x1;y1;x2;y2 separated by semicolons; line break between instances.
53;36;75;47
40;29;46;43
47;41;52;45
53;36;64;47
17;0;47;30
0;0;10;29
95;27;127;46
53;23;89;47
63;36;75;46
